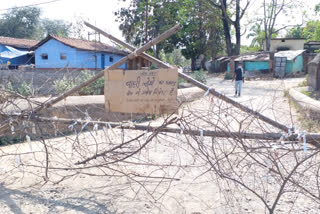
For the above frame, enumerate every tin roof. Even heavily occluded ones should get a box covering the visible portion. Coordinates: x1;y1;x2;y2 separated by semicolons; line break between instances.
304;41;320;45
233;50;305;62
31;35;128;56
275;50;305;60
270;38;306;40
234;52;269;61
0;36;38;49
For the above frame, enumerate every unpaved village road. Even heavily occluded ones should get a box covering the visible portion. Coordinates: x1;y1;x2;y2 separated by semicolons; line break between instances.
182;76;305;129
1;76;313;214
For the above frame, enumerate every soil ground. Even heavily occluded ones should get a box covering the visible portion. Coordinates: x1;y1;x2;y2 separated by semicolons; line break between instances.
1;75;316;214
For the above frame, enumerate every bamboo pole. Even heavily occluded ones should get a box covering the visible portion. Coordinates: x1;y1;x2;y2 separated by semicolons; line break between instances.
178;72;288;131
84;21;172;69
28;116;320;148
33;23;182;112
85;22;288;132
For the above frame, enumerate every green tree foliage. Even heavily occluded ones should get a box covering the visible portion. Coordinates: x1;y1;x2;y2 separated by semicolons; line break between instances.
246;22;278;51
316;3;320;14
0;7;73;40
164;49;190;67
0;7;41;39
286;25;304;38
179;0;224;70
246;23;264;49
115;0;181;58
302;21;320;41
116;0;224;70
40;19;72;38
286;21;320;41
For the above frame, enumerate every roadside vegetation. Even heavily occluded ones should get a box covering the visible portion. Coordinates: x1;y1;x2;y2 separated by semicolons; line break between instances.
284;89;320;132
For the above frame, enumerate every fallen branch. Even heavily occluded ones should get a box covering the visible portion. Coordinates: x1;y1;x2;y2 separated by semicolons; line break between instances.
25;115;320;148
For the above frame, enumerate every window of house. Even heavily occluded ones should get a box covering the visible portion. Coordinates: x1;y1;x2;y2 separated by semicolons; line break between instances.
109;56;114;62
41;54;48;60
60;53;67;60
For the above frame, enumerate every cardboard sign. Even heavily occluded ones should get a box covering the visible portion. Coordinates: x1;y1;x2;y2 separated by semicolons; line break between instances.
105;68;178;114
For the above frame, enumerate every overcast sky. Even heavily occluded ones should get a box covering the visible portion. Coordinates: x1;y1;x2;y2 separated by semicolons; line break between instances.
0;0;129;43
0;0;319;46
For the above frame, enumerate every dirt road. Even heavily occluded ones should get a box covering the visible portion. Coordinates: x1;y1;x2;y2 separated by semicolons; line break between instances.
1;76;315;214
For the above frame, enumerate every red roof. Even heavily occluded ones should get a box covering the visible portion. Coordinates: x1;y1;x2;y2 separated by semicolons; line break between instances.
32;35;128;56
0;36;38;49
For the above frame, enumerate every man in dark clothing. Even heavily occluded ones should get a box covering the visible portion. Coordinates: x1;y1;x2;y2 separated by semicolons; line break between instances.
232;62;244;96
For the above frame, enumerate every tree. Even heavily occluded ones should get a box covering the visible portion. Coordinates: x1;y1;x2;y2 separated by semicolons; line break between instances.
286;25;303;38
246;22;264;49
116;0;224;70
0;7;41;39
179;0;224;69
247;22;278;50
70;16;86;39
115;0;181;58
207;0;251;56
262;0;302;51
315;3;320;14
164;49;190;67
301;20;320;41
40;19;72;37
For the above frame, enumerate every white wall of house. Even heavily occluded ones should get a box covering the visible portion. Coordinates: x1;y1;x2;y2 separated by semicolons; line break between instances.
264;39;305;52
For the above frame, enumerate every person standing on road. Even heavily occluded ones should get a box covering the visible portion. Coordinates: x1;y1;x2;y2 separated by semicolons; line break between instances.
232;62;244;97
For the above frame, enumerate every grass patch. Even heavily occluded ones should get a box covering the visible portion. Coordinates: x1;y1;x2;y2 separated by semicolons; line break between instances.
224;72;233;80
0;136;24;146
178;77;187;85
285;90;320;132
192;69;207;83
298;74;308;87
301;90;312;97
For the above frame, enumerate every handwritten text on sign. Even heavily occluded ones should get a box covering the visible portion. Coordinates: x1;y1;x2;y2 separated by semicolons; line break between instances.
105;68;178;114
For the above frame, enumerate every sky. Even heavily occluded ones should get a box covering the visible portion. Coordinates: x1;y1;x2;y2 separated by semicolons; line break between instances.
0;0;319;46
0;0;129;43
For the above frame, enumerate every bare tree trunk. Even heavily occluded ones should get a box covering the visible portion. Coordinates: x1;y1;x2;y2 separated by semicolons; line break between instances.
234;0;241;55
191;58;196;71
145;0;148;43
221;0;233;56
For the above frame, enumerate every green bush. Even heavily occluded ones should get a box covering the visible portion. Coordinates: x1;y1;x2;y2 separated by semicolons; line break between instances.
53;77;77;95
17;81;34;96
0;136;24;146
224;72;233;80
78;70;104;95
53;70;105;95
298;74;308;87
178;77;186;85
192;69;207;83
301;90;312;97
5;81;14;92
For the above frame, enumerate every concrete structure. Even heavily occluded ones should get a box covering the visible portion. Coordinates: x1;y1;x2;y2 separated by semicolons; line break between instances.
308;54;320;90
304;41;320;53
265;38;305;52
31;35;128;70
275;50;305;74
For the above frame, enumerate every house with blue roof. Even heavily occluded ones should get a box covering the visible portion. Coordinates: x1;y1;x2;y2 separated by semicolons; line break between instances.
0;36;37;68
31;35;128;70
